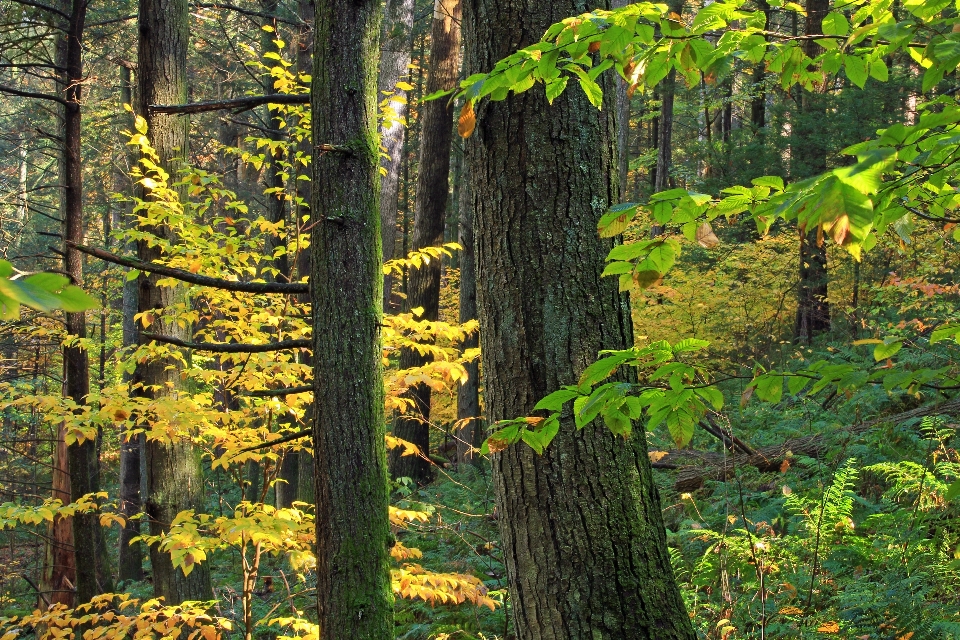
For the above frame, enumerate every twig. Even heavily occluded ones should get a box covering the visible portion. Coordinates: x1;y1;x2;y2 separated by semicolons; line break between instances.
143;333;311;353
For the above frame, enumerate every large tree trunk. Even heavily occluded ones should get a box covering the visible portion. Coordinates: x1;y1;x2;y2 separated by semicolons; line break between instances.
462;2;696;638
388;0;463;484
59;0;113;604
136;0;213;603
379;0;416;310
311;0;392;637
793;0;831;343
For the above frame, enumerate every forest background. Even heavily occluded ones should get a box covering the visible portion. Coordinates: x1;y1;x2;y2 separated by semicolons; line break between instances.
0;0;959;638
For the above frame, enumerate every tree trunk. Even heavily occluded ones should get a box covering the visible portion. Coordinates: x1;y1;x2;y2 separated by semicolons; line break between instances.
116;63;145;584
290;0;315;510
58;0;113;604
388;0;463;484
311;0;392;637
379;0;416;311
749;0;770;132
462;2;696;638
793;0;831;343
136;0;213;603
40;422;75;608
455;160;481;465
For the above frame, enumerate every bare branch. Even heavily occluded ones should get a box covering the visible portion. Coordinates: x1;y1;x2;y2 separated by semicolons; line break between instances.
143;333;312;353
0;83;68;107
8;0;71;20
244;385;314;397
149;94;308;115
68;242;308;294
232;429;312;455
192;2;299;25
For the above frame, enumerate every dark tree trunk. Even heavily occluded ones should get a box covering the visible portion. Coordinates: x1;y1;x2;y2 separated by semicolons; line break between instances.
311;0;392;637
455;160;481;465
750;0;770;132
289;0;315;510
59;0;113;604
388;0;463;484
136;0;213;603
116;64;145;583
379;0;416;310
793;0;831;343
462;1;697;638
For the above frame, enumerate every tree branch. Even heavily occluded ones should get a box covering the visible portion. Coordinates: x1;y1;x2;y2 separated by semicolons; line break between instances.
143;333;311;353
192;2;299;25
149;94;308;115
67;242;308;294
9;0;71;20
0;83;68;107
232;429;312;455
244;385;314;397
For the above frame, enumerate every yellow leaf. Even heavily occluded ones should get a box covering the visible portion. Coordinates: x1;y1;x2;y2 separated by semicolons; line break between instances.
779;606;803;615
817;621;840;633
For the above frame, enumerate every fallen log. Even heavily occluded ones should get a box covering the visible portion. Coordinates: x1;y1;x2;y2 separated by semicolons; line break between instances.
652;397;960;492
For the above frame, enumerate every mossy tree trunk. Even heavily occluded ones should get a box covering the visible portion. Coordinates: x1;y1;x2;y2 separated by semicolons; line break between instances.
462;1;697;637
136;0;213;604
389;0;463;484
311;0;392;637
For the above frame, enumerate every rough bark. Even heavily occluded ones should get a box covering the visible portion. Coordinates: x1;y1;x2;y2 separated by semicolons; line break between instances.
40;422;75;607
311;0;392;637
136;0;213;603
116;64;145;584
793;0;831;343
462;1;696;638
58;0;113;604
455;161;481;465
389;0;463;484
379;0;416;310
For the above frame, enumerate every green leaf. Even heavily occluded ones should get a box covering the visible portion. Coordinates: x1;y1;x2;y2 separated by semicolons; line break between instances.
821;12;849;36
534;388;579;412
0;261;12;278
873;339;903;361
930;324;960;345
945;479;960;502
545;76;569;104
695;387;724;411
598;203;638;237
602;406;632;437
844;54;868;88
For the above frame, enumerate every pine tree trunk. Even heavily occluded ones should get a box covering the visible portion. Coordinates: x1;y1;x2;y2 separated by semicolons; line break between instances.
793;0;831;342
389;0;463;484
311;0;392;637
136;0;213;603
462;2;696;638
379;0;416;310
116;62;145;585
455;160;481;465
58;0;113;604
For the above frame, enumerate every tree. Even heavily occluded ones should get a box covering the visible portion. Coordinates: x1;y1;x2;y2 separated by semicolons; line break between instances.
389;0;463;483
136;0;213;603
461;0;697;637
311;0;393;636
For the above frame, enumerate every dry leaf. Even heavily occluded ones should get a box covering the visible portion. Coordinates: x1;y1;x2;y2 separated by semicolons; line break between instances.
696;222;720;248
817;621;840;633
649;451;669;463
458;101;476;138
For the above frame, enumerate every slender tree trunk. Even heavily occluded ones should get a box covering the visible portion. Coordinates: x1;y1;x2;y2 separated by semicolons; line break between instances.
116;63;145;584
462;2;696;638
136;0;213;603
293;0;315;510
389;0;463;484
455;160;480;466
613;0;630;198
793;0;830;342
749;0;769;132
58;0;113;604
40;422;75;607
312;1;392;637
379;0;416;311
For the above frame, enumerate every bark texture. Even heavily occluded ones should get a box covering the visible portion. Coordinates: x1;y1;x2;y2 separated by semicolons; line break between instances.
462;2;696;638
116;63;145;584
455;161;481;465
389;0;463;484
136;0;213;603
379;0;416;310
59;0;113;604
311;0;392;637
